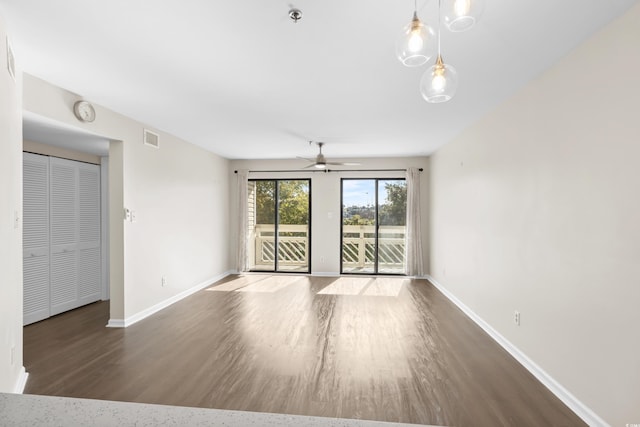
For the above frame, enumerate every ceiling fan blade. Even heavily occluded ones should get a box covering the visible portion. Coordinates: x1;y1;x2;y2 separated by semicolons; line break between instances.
326;161;361;166
296;142;362;168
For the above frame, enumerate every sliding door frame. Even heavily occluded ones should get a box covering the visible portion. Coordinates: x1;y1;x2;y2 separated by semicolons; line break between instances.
249;178;312;274
340;177;406;276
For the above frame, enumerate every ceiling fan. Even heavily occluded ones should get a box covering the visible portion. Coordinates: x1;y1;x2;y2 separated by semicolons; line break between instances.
298;142;360;169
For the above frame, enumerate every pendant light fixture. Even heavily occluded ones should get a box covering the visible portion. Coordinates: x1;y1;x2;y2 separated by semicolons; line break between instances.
420;0;458;103
396;0;436;67
442;0;484;32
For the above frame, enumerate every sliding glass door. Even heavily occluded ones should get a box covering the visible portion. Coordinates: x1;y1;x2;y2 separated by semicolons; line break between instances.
376;179;407;274
341;179;407;275
248;179;310;273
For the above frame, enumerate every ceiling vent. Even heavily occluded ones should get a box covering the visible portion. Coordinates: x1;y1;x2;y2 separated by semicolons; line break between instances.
143;129;159;149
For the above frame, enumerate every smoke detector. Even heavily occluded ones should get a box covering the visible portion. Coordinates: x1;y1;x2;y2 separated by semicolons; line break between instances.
289;8;302;23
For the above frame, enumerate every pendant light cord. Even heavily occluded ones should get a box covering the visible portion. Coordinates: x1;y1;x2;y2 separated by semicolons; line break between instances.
437;0;442;55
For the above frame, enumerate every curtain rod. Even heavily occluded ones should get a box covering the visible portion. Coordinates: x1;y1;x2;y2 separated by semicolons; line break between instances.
234;168;423;174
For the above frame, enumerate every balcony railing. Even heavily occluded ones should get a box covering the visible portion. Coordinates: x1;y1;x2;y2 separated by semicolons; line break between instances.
253;224;308;271
342;225;405;273
250;224;406;273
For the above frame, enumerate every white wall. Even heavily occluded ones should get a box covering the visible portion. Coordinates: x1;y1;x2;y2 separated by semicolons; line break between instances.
0;16;25;392
429;4;640;426
123;128;230;316
229;157;429;275
23;139;101;164
22;74;231;323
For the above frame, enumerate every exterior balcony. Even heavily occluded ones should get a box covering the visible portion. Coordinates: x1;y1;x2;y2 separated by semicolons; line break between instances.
249;224;406;274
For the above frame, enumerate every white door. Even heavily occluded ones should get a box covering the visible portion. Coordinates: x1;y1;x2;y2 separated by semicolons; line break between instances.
23;153;50;325
23;154;102;325
49;157;80;316
77;162;102;306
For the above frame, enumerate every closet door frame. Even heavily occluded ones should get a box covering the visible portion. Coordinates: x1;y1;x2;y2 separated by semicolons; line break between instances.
23;153;102;325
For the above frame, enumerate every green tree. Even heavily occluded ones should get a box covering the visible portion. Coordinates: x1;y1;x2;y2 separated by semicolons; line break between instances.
278;180;309;225
254;180;309;225
255;181;275;224
379;181;407;226
343;214;375;226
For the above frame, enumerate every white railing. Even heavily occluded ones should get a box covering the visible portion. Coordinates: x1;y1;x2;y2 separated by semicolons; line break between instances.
342;225;406;271
251;224;406;272
254;224;309;268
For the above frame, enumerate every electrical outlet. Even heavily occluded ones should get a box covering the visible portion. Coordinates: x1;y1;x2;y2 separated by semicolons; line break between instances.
514;310;521;326
10;346;15;365
161;276;167;287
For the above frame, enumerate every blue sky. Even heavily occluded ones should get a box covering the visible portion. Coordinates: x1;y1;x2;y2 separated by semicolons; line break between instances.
342;179;402;207
343;180;375;207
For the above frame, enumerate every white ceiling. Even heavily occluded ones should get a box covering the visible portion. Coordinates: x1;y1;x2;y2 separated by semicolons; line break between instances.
1;0;637;160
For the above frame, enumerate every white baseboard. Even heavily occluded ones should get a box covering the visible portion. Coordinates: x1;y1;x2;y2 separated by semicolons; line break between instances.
426;275;608;427
311;273;427;278
106;319;125;328
238;271;340;277
13;367;28;394
311;272;339;277
106;271;233;328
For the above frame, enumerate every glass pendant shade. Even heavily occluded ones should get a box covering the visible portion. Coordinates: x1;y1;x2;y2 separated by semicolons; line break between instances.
420;55;458;103
396;12;436;67
442;0;485;32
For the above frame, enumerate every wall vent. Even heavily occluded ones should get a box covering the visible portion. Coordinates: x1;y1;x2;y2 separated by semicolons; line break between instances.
143;129;159;149
6;37;15;81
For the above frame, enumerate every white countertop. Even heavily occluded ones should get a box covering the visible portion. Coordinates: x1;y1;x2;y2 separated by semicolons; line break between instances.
0;393;437;427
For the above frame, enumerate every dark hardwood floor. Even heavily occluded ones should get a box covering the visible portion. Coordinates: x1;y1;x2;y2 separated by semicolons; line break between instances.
23;275;586;426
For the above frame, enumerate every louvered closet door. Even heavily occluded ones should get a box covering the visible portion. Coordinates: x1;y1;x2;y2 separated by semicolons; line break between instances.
23;153;50;325
50;157;80;316
77;162;101;306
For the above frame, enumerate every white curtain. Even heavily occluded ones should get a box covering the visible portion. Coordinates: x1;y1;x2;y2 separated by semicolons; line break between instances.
236;170;249;272
406;167;424;277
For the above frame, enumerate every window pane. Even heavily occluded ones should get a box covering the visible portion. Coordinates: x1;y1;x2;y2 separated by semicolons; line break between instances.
377;180;406;274
249;181;276;271
277;180;309;272
248;179;310;273
341;179;376;274
341;178;407;275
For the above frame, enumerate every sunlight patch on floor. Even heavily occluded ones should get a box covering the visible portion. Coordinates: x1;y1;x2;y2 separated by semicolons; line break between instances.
208;275;405;296
205;275;271;292
206;275;306;293
236;275;302;293
318;277;406;297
